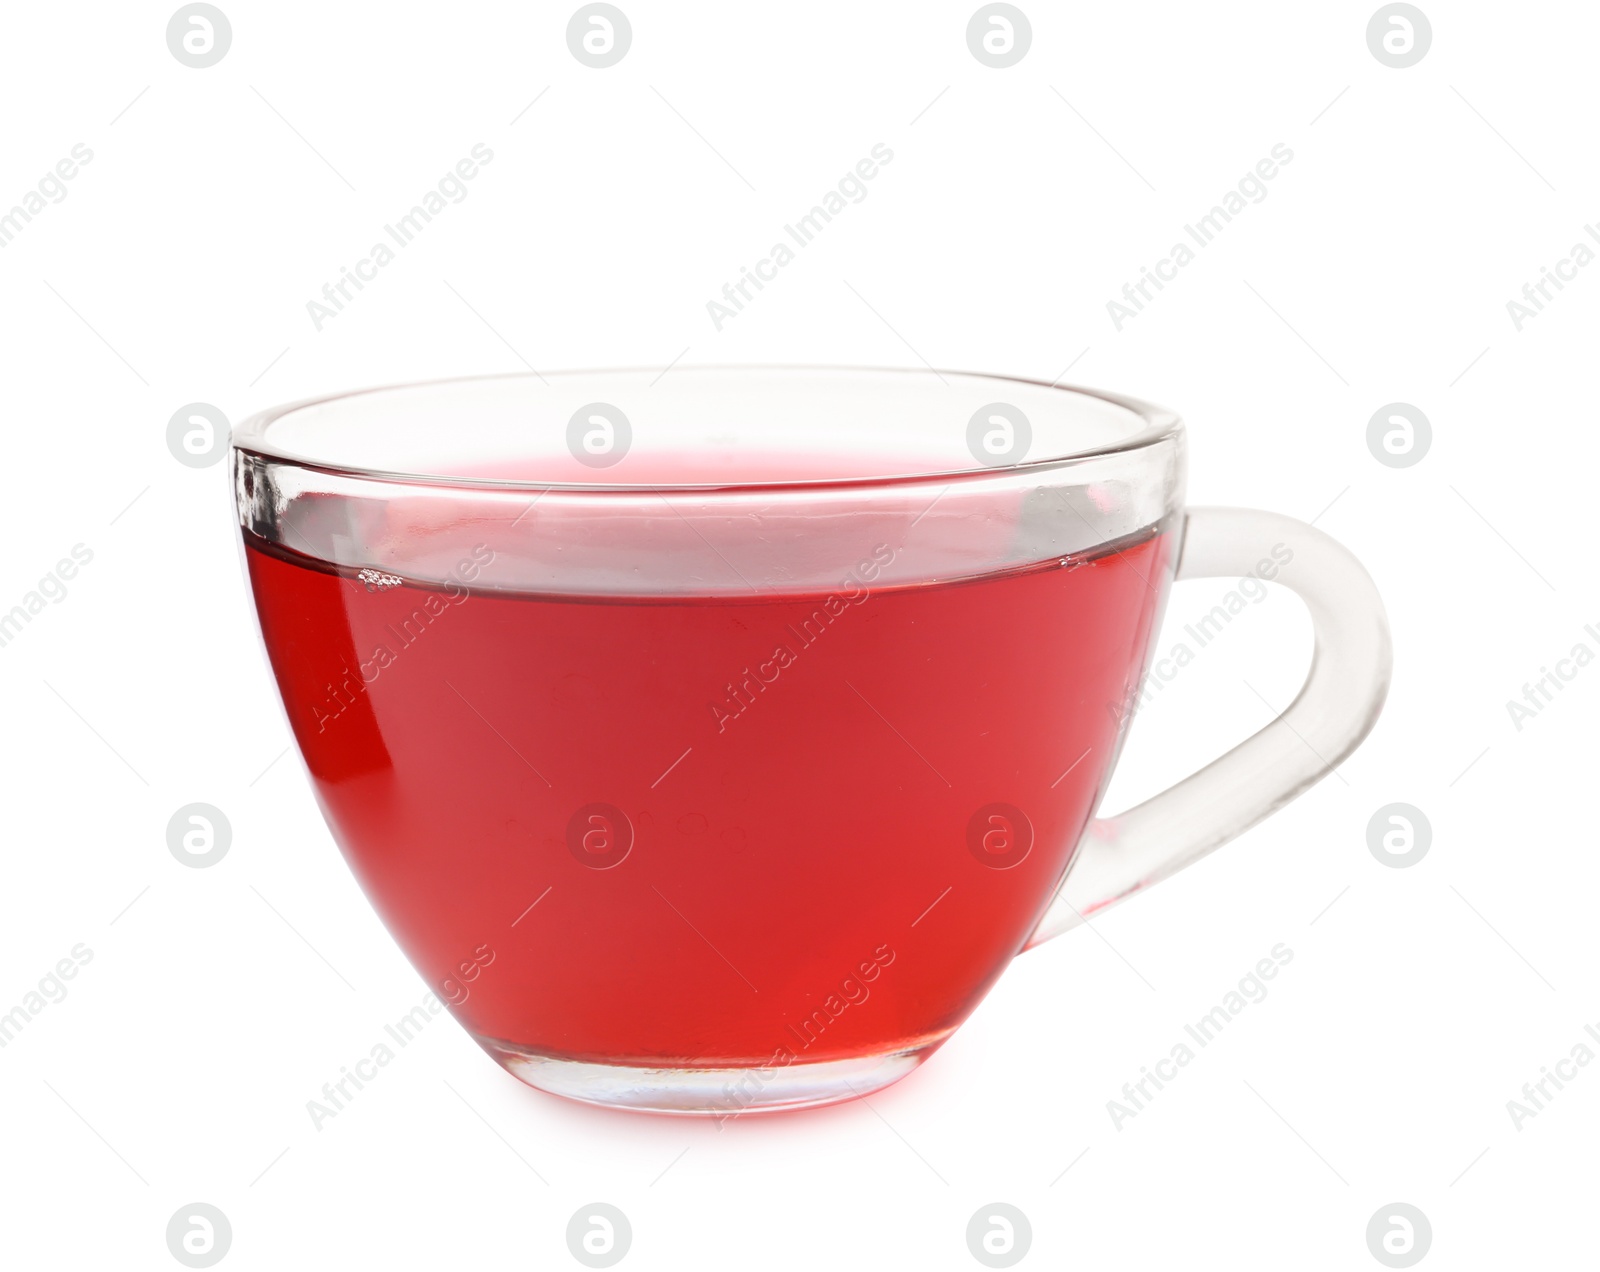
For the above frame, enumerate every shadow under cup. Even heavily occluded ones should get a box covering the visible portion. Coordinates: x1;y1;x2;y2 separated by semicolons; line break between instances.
232;368;1185;1114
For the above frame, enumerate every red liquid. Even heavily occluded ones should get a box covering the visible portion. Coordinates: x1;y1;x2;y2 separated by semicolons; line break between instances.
244;528;1171;1067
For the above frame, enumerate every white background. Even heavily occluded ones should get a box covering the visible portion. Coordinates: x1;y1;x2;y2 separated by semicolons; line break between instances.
2;1;1596;1267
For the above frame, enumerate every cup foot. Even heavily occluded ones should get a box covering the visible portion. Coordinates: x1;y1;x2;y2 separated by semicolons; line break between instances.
475;1035;943;1116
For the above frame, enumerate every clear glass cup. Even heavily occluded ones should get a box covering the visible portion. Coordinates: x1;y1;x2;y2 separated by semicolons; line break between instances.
230;367;1390;1115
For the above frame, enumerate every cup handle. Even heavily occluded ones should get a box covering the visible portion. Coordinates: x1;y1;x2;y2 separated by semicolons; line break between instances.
1025;506;1393;948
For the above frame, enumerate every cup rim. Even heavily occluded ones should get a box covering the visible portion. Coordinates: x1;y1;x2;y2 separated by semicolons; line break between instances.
230;364;1184;495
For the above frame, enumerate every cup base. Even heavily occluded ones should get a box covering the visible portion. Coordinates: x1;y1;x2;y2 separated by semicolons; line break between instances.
475;1035;945;1116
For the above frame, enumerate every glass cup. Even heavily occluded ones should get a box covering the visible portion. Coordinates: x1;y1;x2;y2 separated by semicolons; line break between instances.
230;367;1390;1115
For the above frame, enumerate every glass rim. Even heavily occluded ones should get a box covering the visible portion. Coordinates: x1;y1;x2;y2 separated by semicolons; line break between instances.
230;364;1184;495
